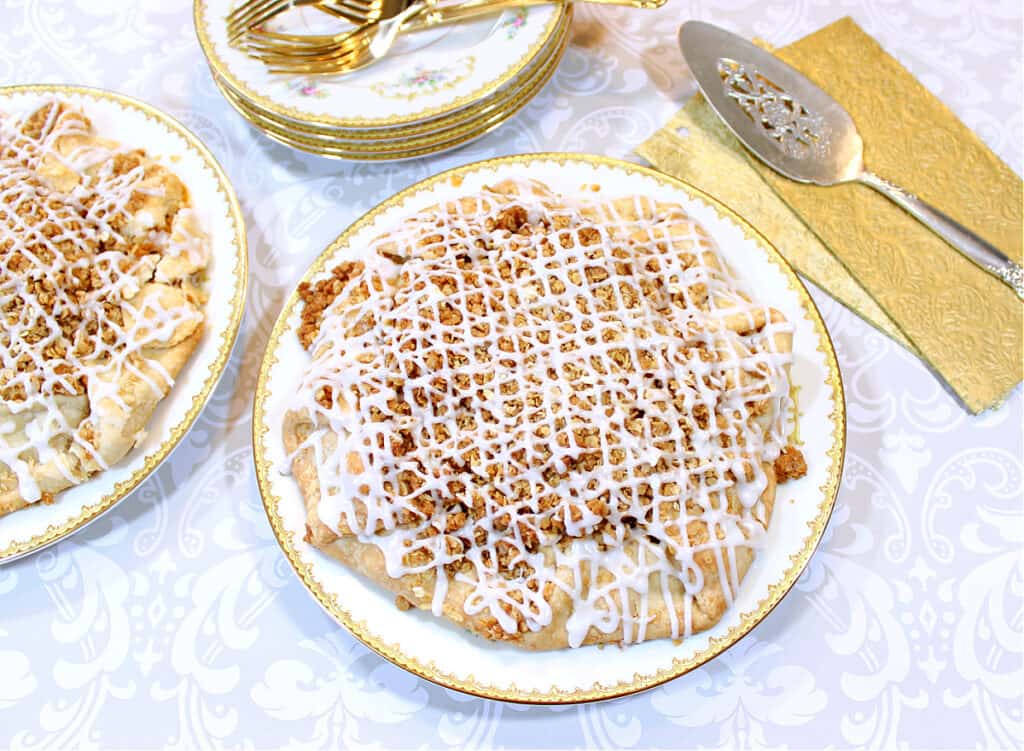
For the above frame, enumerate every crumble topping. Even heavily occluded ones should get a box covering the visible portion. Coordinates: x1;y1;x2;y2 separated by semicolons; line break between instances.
291;180;798;645
773;445;807;483
0;100;209;503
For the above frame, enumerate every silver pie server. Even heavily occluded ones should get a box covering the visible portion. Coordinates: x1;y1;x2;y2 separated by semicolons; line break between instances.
678;21;1024;300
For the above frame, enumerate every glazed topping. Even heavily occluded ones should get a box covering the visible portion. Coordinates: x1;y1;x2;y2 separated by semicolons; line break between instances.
291;181;794;646
0;100;206;502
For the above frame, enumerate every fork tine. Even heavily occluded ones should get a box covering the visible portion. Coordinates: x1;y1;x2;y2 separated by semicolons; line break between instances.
228;0;336;44
254;30;371;67
242;23;354;49
326;0;384;14
248;39;365;60
308;4;368;24
239;12;364;41
226;0;274;28
253;34;370;66
266;57;370;74
246;37;354;54
229;5;286;43
246;41;348;58
323;0;378;11
235;0;411;70
245;41;343;59
228;0;394;44
242;28;349;54
227;0;286;40
265;43;370;74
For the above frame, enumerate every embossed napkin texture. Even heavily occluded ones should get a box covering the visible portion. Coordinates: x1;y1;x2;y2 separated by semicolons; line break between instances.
638;16;1023;413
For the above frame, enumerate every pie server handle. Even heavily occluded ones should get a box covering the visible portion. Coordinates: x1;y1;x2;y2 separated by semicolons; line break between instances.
858;171;1024;300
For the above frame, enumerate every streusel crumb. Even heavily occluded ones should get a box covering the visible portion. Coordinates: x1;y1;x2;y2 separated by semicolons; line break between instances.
774;446;808;483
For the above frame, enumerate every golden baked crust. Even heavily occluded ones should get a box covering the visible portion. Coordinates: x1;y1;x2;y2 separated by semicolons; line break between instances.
0;100;209;516
283;178;802;649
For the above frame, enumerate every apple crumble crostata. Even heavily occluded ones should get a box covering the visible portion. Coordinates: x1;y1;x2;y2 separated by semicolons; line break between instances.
0;100;208;517
283;178;805;649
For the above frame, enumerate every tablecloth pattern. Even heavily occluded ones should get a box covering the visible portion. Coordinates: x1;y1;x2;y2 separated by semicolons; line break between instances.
1;1;1021;748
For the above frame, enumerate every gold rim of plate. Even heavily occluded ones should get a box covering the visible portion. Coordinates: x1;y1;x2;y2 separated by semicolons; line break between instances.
193;0;565;130
0;84;248;563
213;15;566;150
211;7;571;144
215;21;567;160
251;153;847;703
220;68;543;161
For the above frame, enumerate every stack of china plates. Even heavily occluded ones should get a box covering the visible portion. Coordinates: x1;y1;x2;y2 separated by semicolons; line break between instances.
194;0;571;161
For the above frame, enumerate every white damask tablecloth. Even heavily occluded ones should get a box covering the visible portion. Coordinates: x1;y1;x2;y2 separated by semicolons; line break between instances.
1;1;1021;749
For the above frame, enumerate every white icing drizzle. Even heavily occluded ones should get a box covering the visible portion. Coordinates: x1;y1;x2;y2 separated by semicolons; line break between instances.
290;181;793;647
0;100;205;503
161;207;211;277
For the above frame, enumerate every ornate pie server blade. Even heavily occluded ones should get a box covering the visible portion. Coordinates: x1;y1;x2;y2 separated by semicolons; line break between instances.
678;21;1023;299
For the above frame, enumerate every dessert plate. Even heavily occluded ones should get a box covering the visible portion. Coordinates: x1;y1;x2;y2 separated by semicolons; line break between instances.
209;6;570;141
0;85;247;563
252;154;844;702
209;12;568;161
195;0;563;130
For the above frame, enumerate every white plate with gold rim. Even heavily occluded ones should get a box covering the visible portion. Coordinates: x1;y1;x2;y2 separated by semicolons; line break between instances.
210;7;570;145
252;154;845;703
215;74;549;162
195;0;563;130
0;85;247;564
212;22;568;161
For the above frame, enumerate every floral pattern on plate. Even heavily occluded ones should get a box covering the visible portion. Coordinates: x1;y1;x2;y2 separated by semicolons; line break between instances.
369;58;476;100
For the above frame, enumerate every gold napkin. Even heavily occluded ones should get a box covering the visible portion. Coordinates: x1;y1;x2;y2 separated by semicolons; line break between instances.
638;17;1023;413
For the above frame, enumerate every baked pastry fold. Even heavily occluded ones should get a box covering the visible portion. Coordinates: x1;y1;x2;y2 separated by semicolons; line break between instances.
284;178;803;649
0;101;209;516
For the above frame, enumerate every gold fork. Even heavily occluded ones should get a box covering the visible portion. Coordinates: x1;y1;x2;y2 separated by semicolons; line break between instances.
242;0;433;73
319;0;407;23
310;0;405;24
243;0;664;72
226;0;402;43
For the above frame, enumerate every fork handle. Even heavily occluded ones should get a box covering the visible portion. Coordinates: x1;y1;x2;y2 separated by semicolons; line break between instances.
858;171;1023;300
